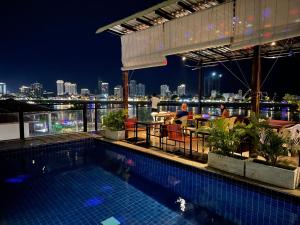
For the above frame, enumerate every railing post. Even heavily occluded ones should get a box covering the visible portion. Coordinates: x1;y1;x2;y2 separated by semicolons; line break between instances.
83;103;88;132
94;103;98;132
136;103;139;121
122;71;129;116
198;59;203;114
251;45;261;115
19;111;25;140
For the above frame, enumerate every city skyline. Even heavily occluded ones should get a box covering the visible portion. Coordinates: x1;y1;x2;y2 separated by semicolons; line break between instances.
0;1;299;97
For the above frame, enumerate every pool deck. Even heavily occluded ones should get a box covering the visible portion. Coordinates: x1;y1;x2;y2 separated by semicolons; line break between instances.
1;132;300;199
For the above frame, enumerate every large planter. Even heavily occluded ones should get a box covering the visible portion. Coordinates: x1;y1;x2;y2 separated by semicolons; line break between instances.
103;129;125;141
245;160;299;189
208;152;246;176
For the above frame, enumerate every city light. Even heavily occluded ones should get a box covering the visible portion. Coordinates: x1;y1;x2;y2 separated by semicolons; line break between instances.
219;74;223;78
182;56;186;61
212;72;216;77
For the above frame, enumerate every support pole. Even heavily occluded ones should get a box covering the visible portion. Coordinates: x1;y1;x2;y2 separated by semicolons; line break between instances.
251;45;261;115
83;103;88;132
198;60;203;114
122;71;129;115
94;103;98;132
19;111;25;140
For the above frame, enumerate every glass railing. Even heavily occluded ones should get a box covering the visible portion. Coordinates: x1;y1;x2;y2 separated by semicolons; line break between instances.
0;101;299;141
24;110;83;137
0;113;20;141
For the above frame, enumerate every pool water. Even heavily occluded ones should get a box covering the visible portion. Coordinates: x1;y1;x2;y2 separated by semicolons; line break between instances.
0;139;299;225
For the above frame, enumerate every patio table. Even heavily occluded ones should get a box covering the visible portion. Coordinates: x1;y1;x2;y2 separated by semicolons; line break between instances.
135;121;163;147
154;112;174;124
267;120;296;131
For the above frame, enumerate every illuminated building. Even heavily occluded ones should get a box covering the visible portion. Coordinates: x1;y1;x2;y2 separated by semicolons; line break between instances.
56;80;64;96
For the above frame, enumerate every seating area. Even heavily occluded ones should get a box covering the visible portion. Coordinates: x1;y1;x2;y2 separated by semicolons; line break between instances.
121;110;300;169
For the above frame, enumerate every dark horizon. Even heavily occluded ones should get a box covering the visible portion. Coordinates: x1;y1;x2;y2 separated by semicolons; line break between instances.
0;0;299;97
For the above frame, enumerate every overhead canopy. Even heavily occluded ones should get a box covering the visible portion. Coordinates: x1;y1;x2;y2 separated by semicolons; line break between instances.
121;24;166;71
96;0;300;69
232;0;300;50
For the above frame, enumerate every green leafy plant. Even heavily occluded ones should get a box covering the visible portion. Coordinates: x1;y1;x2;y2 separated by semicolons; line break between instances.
102;109;126;131
283;93;300;111
258;128;288;166
234;113;267;156
208;119;241;157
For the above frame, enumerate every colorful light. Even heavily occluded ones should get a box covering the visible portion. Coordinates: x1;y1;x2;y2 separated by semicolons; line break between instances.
5;175;31;184
84;197;103;207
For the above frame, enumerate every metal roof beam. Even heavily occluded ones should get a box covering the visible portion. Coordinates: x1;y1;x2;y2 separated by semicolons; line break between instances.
177;1;195;13
208;48;231;60
155;9;175;20
96;0;179;34
192;51;216;61
120;24;137;32
108;29;123;36
136;18;153;27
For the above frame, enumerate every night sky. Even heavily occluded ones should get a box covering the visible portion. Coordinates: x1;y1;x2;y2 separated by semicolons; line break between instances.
0;0;299;97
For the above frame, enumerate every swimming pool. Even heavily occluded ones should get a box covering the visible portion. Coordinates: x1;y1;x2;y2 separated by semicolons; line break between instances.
0;138;299;225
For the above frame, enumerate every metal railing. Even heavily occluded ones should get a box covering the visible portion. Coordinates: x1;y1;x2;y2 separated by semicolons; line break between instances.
0;100;298;141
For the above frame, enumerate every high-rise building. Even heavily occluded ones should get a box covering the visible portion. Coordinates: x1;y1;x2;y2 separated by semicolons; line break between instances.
177;84;186;97
56;80;64;96
160;85;169;97
19;85;31;96
31;82;43;97
63;82;77;95
0;82;7;95
129;80;137;97
81;88;90;96
70;83;77;95
114;85;123;99
100;82;109;97
64;82;72;95
136;83;145;97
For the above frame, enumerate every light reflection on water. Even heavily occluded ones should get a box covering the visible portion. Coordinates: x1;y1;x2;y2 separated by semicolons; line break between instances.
53;104;299;122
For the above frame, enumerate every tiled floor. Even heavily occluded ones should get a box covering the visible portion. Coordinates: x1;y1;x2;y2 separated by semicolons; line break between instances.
1;165;196;225
126;130;299;167
0;132;93;152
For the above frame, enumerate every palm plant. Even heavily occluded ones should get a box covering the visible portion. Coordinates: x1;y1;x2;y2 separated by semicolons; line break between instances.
208;119;241;157
259;128;288;166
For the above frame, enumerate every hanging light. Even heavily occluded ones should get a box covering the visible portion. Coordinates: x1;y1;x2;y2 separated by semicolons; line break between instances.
182;56;186;61
270;41;276;46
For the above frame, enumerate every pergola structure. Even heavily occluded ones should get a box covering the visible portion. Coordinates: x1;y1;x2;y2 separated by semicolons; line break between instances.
96;0;300;115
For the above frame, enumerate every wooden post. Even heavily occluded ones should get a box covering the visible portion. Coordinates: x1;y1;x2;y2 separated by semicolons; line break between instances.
251;45;261;115
122;71;129;115
198;60;203;114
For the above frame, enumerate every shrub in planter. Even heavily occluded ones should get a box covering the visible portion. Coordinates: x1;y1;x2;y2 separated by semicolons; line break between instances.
245;128;299;189
258;128;288;166
208;119;246;176
102;109;126;140
208;119;241;156
234;113;267;157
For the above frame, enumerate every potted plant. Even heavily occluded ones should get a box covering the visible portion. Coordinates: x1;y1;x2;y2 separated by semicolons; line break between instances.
102;109;126;140
245;128;299;189
234;114;263;157
208;119;247;176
